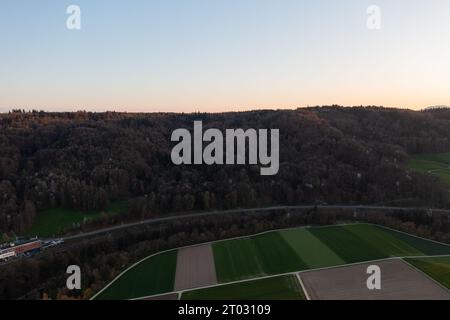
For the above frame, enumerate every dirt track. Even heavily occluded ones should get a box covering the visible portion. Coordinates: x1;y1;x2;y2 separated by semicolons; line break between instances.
300;259;450;300
174;244;217;291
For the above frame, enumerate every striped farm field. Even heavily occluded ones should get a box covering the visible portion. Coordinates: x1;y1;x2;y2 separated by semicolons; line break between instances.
281;228;346;269
181;275;306;300
212;237;266;282
213;232;306;283
379;227;450;256
308;226;390;263
93;223;450;300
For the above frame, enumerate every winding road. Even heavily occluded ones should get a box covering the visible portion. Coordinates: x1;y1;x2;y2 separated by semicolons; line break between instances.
61;204;450;241
2;204;449;267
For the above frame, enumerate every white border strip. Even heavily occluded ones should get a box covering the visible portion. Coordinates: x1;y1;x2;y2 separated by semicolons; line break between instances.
296;273;310;300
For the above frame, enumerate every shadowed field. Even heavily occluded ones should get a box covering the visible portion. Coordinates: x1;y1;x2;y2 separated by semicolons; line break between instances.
182;275;305;300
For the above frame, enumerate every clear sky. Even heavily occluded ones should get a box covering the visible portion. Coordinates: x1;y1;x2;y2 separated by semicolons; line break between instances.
1;0;450;112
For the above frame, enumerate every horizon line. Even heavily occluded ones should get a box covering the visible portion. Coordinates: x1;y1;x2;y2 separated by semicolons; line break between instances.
2;104;448;115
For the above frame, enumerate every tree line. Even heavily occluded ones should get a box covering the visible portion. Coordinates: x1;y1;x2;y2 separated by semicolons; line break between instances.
1;107;450;234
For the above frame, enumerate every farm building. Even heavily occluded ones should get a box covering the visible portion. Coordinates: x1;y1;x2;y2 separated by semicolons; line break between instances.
0;239;43;261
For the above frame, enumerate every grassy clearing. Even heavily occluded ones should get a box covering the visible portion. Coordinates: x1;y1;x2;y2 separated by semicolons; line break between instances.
436;171;450;186
408;152;450;186
181;275;305;300
280;228;345;268
27;201;128;237
408;159;447;173
405;256;450;290
410;153;450;164
94;250;178;300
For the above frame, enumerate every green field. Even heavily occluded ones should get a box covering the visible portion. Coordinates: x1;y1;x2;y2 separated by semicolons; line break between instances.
280;228;345;268
182;275;305;300
27;201;128;237
209;224;450;284
378;226;450;256
94;223;450;300
213;233;306;282
408;152;450;186
213;237;266;282
342;224;422;257
308;226;387;263
405;256;450;290
95;250;178;300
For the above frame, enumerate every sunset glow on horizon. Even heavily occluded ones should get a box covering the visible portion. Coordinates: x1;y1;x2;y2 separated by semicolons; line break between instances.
2;0;450;113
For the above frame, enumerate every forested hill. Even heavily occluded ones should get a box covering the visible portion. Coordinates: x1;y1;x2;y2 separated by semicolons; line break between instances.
1;106;450;234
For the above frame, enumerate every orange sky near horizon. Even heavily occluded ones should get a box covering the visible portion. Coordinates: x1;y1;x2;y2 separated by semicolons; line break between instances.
2;1;450;113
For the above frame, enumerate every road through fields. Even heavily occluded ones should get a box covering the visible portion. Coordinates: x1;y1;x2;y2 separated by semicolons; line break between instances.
61;204;450;242
3;204;450;268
